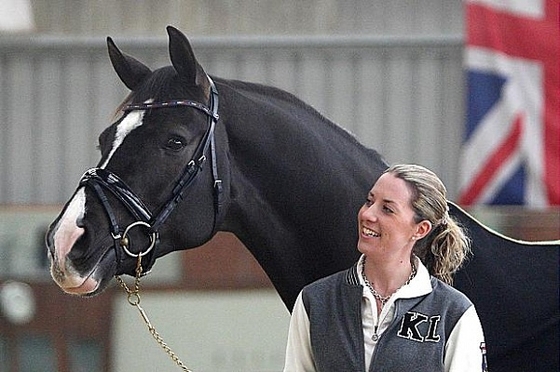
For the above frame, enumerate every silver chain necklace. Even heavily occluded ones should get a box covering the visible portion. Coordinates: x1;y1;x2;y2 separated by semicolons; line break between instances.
361;258;417;308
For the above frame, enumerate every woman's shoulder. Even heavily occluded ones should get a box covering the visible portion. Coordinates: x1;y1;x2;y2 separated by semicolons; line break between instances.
300;264;363;314
302;264;359;295
428;276;474;311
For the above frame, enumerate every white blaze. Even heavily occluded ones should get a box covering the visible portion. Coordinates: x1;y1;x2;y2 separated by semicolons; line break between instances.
100;110;146;168
51;108;147;292
54;188;86;264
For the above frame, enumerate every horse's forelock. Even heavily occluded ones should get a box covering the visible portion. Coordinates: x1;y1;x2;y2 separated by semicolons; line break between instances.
139;67;206;101
112;67;207;121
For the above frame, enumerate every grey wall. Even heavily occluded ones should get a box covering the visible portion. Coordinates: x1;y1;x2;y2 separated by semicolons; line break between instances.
30;0;462;37
1;1;465;204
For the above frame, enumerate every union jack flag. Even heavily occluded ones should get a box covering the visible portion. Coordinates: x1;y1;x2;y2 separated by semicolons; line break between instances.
458;0;559;207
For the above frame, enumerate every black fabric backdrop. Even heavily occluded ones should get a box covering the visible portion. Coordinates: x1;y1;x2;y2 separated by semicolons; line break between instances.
451;203;559;372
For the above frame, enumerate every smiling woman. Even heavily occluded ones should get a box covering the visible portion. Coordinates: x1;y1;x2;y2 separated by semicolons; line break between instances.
284;164;486;372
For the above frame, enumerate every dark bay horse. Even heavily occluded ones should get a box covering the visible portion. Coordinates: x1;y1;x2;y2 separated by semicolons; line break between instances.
45;27;558;372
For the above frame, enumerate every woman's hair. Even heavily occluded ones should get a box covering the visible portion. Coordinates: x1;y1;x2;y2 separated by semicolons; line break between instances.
385;164;471;285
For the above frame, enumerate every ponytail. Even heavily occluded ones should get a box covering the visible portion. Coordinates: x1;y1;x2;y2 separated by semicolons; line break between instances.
414;214;471;285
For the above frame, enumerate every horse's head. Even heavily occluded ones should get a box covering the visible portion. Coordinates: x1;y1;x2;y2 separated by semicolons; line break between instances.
46;27;229;296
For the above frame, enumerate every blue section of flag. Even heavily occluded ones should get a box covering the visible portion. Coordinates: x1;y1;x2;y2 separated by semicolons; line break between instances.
490;164;526;205
466;70;507;140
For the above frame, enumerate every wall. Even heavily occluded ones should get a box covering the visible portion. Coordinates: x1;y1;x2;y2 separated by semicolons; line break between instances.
1;0;466;204
112;290;290;372
29;0;462;37
0;34;464;204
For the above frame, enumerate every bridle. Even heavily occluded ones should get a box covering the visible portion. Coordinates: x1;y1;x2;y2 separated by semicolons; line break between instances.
78;75;223;273
78;76;222;372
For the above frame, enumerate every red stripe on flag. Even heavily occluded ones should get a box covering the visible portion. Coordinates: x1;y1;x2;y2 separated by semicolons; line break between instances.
459;114;524;205
466;0;559;205
542;0;560;204
544;1;560;204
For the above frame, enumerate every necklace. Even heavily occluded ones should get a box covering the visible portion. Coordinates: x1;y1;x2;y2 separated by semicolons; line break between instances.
361;258;417;308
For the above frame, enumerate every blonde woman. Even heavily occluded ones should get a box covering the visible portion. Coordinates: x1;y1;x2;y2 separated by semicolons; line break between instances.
284;164;486;372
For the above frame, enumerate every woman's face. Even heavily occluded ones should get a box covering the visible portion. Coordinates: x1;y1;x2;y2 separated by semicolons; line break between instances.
357;172;430;260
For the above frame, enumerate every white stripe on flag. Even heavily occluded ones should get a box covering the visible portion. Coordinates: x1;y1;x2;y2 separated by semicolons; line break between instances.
461;47;547;206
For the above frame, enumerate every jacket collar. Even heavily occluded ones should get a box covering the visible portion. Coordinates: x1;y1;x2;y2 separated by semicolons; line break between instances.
347;255;433;299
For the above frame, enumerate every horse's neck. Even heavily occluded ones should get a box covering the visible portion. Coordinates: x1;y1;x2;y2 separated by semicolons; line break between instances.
218;81;385;308
222;84;373;234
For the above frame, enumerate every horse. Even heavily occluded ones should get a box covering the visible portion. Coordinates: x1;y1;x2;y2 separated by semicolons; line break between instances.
45;26;558;372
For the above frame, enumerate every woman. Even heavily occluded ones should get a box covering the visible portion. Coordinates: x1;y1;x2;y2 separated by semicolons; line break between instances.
283;164;486;372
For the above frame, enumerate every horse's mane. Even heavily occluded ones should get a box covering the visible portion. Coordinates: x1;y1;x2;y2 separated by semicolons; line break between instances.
215;77;378;157
111;66;376;160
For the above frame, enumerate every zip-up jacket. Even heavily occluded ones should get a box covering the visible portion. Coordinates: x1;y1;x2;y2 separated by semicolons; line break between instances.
283;258;486;372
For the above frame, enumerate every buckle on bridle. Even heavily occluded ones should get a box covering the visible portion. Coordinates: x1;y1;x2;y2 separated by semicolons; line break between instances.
119;221;158;258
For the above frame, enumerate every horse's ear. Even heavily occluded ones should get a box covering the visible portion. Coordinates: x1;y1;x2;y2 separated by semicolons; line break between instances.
167;26;209;94
107;37;152;91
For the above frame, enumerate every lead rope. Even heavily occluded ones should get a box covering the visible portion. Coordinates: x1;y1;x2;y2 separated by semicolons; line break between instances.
116;256;193;372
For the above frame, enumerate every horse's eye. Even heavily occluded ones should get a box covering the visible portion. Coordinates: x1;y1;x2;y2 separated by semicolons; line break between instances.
165;137;186;151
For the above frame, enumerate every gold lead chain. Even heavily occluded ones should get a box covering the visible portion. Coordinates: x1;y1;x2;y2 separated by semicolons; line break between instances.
116;256;193;372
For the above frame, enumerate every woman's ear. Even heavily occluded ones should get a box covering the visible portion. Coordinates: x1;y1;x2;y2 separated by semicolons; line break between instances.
414;220;432;240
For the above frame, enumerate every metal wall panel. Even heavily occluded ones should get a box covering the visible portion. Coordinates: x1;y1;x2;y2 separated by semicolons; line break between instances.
29;0;462;37
0;35;463;204
1;41;130;203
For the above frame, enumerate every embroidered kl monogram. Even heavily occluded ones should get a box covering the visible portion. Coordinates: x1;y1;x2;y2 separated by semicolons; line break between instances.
397;311;441;342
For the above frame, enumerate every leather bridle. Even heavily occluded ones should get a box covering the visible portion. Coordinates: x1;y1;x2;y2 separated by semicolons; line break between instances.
78;76;223;273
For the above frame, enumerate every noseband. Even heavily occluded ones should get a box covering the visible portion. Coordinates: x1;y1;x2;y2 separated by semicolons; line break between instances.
78;76;223;273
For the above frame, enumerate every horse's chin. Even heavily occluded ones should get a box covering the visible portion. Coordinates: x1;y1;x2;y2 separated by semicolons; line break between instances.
61;275;101;296
53;248;117;297
75;276;113;297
